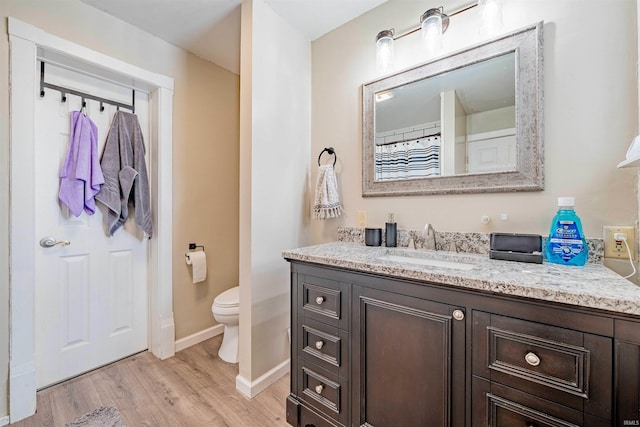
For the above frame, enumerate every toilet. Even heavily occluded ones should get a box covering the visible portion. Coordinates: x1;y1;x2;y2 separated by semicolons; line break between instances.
211;286;240;363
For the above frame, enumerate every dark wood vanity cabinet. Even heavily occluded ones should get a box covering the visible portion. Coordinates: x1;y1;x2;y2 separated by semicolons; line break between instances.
614;320;640;427
286;261;640;427
288;269;351;427
351;285;466;426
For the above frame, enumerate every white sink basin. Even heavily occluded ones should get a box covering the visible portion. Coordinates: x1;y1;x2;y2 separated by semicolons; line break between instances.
377;254;475;271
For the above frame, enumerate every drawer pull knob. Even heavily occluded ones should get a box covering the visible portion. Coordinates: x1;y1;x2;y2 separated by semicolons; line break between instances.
315;384;324;394
315;296;325;305
315;340;324;350
452;309;465;321
525;352;541;366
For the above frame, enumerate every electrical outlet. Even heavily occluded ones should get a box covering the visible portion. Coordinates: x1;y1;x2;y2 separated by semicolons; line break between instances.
604;226;635;260
357;211;368;228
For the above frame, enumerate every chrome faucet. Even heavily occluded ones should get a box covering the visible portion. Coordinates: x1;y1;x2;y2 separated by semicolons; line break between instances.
423;223;437;250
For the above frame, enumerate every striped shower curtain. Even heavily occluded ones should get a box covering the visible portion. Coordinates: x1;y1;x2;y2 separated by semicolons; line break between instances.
374;135;440;181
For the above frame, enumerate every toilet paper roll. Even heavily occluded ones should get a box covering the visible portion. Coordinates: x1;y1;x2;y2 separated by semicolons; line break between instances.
185;251;207;284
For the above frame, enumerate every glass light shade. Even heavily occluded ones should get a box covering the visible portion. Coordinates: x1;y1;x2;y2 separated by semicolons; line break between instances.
376;30;394;72
479;0;503;37
421;13;443;55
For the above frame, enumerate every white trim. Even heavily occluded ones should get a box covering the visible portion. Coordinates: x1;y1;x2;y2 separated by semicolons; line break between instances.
466;127;516;143
8;18;173;90
175;325;224;353
7;17;175;421
0;415;9;426
235;359;290;399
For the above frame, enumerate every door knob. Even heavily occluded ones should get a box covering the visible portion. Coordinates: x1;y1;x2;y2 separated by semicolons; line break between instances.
39;236;70;248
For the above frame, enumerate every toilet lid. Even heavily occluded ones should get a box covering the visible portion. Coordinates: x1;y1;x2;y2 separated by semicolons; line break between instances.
214;286;239;307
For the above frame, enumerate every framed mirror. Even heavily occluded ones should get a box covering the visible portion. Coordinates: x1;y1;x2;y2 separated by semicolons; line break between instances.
362;22;543;196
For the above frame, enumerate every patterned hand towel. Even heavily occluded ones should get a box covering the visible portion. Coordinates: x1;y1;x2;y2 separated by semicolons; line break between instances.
313;164;343;220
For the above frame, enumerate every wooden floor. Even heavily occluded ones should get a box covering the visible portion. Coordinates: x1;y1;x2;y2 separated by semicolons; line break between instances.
11;336;290;426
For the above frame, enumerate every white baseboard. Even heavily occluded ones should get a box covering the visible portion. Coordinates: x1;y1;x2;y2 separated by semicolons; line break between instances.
158;316;176;360
175;324;224;352
236;358;290;399
9;360;36;422
0;415;9;426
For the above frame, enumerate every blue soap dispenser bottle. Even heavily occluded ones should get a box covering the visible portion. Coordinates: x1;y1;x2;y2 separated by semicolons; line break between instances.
545;197;588;266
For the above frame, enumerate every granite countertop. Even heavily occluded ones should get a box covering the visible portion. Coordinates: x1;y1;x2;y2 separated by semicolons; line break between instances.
282;242;640;316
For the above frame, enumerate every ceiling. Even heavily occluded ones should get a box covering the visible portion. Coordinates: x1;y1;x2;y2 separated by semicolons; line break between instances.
80;0;388;75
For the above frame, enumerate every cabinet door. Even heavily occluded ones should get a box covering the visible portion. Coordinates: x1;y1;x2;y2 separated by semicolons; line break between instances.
351;286;465;427
615;320;640;427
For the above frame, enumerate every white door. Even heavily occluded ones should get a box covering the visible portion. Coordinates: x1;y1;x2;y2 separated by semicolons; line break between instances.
467;129;517;174
34;62;150;389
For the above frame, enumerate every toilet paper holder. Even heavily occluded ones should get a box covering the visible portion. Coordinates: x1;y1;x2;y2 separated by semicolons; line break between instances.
185;242;205;257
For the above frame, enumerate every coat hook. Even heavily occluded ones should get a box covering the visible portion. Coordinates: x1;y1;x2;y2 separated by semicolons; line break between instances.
40;89;45;98
100;101;105;112
61;92;67;103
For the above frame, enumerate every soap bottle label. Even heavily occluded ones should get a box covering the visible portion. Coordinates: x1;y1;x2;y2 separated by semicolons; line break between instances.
548;220;584;262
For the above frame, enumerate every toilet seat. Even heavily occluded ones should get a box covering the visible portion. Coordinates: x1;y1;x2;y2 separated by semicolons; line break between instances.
211;286;240;363
213;286;239;308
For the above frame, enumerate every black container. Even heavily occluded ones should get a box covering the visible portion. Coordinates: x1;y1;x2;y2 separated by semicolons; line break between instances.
385;223;397;247
365;228;382;246
489;232;543;264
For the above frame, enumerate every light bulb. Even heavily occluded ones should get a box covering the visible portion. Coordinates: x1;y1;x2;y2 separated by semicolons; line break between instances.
376;29;394;72
421;10;444;56
479;0;503;37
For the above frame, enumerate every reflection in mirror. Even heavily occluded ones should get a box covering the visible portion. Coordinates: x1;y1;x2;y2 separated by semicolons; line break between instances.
375;52;515;180
363;22;543;196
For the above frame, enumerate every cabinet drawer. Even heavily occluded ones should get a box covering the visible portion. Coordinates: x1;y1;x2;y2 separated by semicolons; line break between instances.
473;312;612;418
473;377;584;427
488;393;579;427
301;318;348;378
300;276;349;329
299;404;341;427
487;325;589;397
297;360;348;426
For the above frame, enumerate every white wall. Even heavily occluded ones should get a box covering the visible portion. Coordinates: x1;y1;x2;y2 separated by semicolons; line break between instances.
239;0;311;387
0;27;7;416
311;0;638;247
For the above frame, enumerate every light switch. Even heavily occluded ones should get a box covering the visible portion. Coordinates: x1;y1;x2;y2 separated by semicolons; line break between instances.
357;211;368;228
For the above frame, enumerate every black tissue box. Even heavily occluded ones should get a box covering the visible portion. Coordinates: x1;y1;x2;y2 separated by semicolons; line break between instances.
489;233;543;264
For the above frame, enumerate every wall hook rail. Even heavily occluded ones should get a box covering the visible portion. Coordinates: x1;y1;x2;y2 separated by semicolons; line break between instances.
39;61;136;113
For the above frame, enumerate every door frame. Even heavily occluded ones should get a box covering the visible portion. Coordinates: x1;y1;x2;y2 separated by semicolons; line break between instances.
8;17;175;422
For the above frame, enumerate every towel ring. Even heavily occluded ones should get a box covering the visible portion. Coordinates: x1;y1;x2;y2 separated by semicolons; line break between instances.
318;147;337;167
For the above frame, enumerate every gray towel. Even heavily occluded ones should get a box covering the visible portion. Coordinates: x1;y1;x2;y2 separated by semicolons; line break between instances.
95;111;153;237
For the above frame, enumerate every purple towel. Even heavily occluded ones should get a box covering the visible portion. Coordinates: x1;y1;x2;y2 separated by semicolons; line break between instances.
59;111;104;216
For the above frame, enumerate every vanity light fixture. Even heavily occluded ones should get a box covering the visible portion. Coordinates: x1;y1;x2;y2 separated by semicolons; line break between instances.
374;2;483;70
375;90;394;102
420;7;449;55
376;29;395;72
